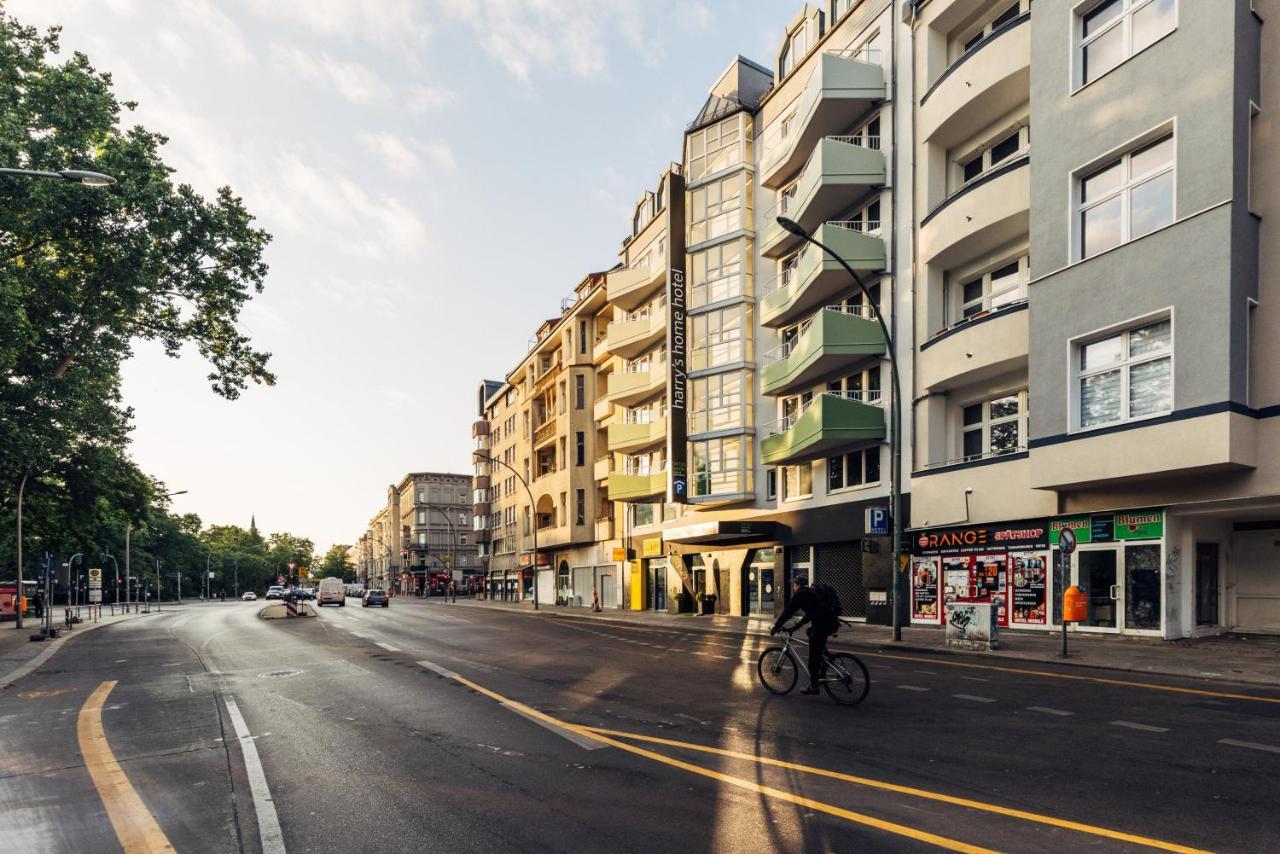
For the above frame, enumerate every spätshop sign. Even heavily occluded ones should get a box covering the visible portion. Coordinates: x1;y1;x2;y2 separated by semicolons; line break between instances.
913;520;1049;556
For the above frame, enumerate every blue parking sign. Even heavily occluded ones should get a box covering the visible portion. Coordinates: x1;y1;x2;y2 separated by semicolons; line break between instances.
866;507;890;535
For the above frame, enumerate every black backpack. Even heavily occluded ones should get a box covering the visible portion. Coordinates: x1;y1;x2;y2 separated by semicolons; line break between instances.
811;582;843;618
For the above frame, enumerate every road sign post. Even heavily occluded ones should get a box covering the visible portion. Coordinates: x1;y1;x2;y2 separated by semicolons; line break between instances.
1057;528;1077;658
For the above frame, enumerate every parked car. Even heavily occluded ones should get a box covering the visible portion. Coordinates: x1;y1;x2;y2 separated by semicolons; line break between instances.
265;585;284;600
362;589;389;608
241;591;257;601
317;577;345;607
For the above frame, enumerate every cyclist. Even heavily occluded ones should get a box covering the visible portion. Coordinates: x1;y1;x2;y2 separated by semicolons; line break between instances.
771;576;840;695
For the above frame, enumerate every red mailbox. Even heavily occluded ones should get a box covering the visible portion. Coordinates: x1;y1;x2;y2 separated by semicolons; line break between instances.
1063;585;1088;623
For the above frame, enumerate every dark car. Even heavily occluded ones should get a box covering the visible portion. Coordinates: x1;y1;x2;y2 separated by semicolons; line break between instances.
363;589;389;608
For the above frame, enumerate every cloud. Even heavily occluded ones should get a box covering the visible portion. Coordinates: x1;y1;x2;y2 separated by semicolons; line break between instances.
271;44;387;105
175;0;251;65
406;85;458;113
155;29;191;67
421;141;456;173
357;131;421;175
243;0;432;60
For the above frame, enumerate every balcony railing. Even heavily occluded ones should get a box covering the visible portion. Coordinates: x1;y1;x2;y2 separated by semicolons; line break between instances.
761;222;881;299
930;290;1028;341
761;304;876;366
762;389;883;438
532;419;557;447
921;445;1028;471
763;135;881;223
760;47;883;174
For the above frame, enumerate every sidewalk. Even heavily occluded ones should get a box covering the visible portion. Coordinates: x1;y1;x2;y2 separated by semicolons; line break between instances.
436;597;1280;688
0;605;160;690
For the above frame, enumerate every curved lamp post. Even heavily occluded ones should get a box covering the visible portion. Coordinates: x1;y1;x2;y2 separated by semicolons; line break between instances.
8;166;116;630
776;215;905;642
472;452;539;610
419;503;460;595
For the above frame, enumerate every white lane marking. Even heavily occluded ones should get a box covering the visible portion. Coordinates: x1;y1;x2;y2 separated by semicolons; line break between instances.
223;695;286;854
416;660;605;751
953;694;997;704
1027;706;1074;717
959;676;990;683
1110;720;1169;733
375;642;400;652
896;685;929;692
1218;738;1280;755
349;632;369;638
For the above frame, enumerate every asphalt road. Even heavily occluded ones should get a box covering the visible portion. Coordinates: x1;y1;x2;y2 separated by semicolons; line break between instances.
1;597;1277;853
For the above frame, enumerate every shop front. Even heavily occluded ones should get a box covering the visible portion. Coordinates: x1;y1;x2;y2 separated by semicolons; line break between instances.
910;519;1052;631
1049;508;1165;636
660;521;779;617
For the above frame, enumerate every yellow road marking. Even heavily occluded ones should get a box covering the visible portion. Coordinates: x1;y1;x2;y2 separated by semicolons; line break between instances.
18;686;76;699
550;615;1280;705
583;726;1211;854
76;681;176;853
436;667;990;851
854;650;1280;705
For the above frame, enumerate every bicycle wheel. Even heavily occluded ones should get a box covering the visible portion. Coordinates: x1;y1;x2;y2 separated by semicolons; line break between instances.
822;653;870;706
757;647;798;695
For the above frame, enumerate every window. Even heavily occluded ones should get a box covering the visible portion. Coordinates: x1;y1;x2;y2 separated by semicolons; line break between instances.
689;173;749;244
690;240;747;308
417;532;426;546
687;115;745;182
575;489;585;526
691;305;752;370
780;21;811;78
1078;0;1175;87
962;392;1028;460
1078;133;1173;259
575;374;585;409
579;320;588;354
690;371;750;434
575;432;585;466
827;367;882;404
827;447;881;492
955;126;1028;190
691;436;751;497
782;463;812;501
1077;317;1172;429
955;2;1024;62
952;256;1029;322
766;468;777;500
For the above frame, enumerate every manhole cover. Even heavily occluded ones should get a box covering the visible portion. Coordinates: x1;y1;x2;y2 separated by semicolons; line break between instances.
258;670;303;679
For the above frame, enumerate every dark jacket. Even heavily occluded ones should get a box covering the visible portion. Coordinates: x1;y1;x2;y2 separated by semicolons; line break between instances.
774;585;838;633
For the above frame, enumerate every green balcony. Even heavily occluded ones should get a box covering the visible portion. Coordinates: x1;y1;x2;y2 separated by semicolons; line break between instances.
607;418;667;453
761;49;887;189
761;223;885;328
761;308;884;396
761;137;885;258
608;471;667;501
761;392;885;466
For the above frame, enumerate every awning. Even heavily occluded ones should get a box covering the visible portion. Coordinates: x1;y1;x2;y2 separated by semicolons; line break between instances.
662;520;780;547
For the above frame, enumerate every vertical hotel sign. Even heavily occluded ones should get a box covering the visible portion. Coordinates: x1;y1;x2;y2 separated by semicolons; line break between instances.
667;169;688;502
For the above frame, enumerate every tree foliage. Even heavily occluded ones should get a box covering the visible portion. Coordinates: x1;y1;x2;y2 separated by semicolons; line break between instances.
1;9;277;585
318;544;356;583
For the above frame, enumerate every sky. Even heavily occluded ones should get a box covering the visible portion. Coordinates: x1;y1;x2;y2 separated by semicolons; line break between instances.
6;0;797;551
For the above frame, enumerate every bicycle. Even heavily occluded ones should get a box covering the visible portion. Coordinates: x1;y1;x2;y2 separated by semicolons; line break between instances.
757;619;870;706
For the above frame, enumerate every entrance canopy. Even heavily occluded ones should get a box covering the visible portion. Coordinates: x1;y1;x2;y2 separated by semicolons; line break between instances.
663;520;780;548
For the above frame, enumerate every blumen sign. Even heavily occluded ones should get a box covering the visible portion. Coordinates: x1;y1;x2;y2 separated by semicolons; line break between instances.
1049;508;1163;545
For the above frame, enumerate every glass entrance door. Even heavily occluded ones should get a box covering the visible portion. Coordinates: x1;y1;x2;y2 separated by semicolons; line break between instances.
648;560;667;611
1077;550;1118;629
1195;542;1220;626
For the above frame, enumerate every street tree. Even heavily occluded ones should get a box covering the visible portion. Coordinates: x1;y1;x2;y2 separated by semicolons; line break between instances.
317;545;356;583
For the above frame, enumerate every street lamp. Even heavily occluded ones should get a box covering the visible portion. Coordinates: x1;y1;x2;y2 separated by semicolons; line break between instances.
0;167;117;186
776;216;905;642
473;452;539;610
9;166;117;630
420;503;460;597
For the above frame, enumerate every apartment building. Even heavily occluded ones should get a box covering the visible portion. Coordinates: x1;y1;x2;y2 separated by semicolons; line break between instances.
354;472;475;594
469;0;1280;638
475;274;617;606
905;0;1280;638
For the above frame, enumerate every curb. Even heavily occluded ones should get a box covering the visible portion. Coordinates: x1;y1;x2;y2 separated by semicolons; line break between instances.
445;600;1280;690
0;610;158;691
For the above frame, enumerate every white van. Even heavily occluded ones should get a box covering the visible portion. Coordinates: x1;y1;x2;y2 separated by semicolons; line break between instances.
317;576;345;607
